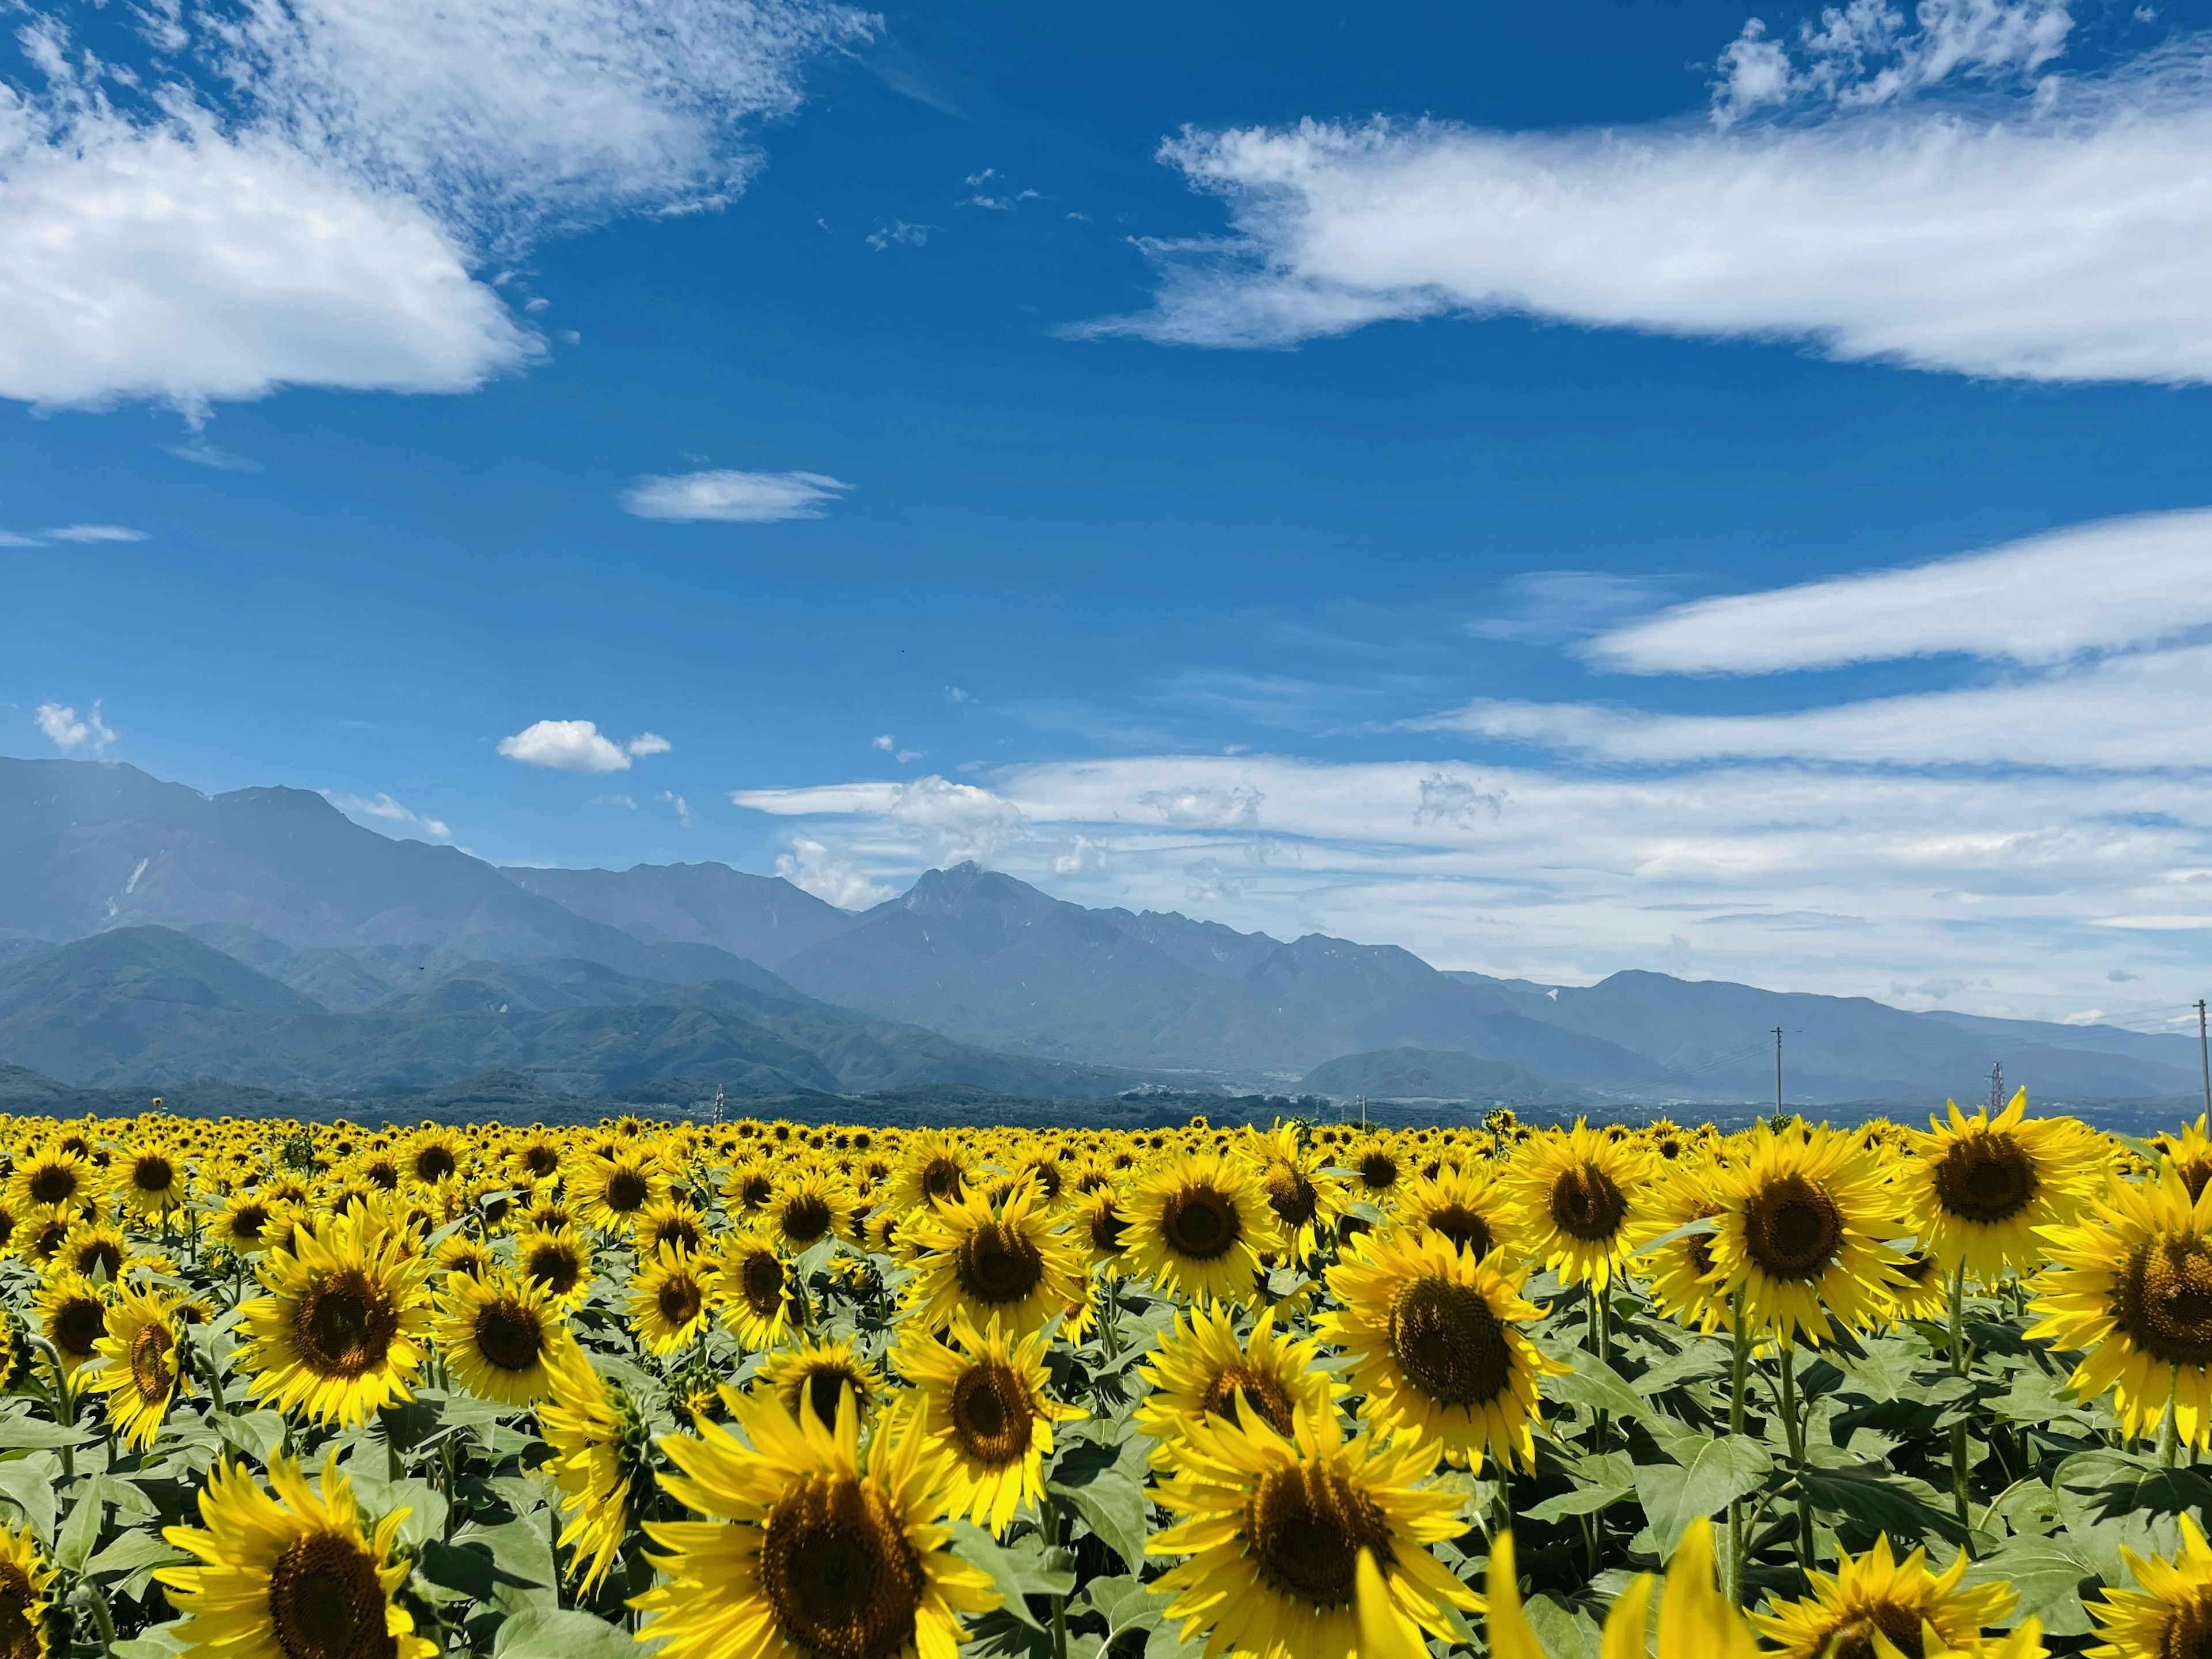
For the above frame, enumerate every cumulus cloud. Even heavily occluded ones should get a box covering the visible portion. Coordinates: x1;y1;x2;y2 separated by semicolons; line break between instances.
775;836;895;909
323;789;452;839
497;718;669;774
621;469;852;523
0;0;868;412
1097;18;2212;384
1139;785;1264;828
34;700;115;755
1051;835;1109;877
1586;509;2212;675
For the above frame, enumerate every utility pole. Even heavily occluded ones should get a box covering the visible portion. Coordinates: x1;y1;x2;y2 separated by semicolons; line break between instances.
1988;1062;2003;1113
711;1084;725;1128
1773;1027;1783;1117
1358;1094;1367;1129
2198;1001;2210;1119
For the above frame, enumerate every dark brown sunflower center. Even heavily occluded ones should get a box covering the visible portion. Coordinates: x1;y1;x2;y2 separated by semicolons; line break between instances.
1357;1151;1399;1191
75;1238;123;1281
743;1252;787;1313
414;1147;456;1184
604;1169;651;1214
782;1196;835;1245
1088;1203;1127;1254
1160;1184;1241;1262
1023;1162;1064;1202
1899;1252;1938;1287
296;1271;399;1378
1388;1273;1511;1407
1820;1602;1929;1659
129;1319;176;1401
950;1360;1033;1467
0;1564;37;1659
1932;1131;2037;1225
739;1173;775;1209
656;1217;704;1253
269;1529;389;1659
524;1243;582;1297
920;1158;965;1203
28;1165;76;1206
955;1220;1044;1305
800;1369;868;1428
132;1157;176;1195
1422;1203;1494;1258
524;1146;560;1177
1244;1464;1393;1607
365;1160;399;1192
657;1275;704;1329
54;1297;104;1357
2117;1236;2212;1366
1741;1173;1846;1282
475;1301;544;1372
759;1474;924;1659
1264;1166;1319;1229
2162;1589;2212;1659
1548;1162;1628;1243
2181;1160;2212;1206
233;1204;271;1243
1198;1365;1297;1436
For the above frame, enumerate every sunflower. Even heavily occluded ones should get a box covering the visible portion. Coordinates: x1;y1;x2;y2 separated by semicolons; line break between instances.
1073;1190;1129;1274
505;1135;564;1189
2029;1166;2212;1448
435;1267;570;1406
900;1185;1089;1338
116;1141;187;1219
1251;1126;1350;1260
1887;1251;1953;1325
721;1160;779;1215
1903;1091;2098;1281
715;1226;801;1350
82;1284;181;1450
764;1171;850;1252
571;1147;665;1232
433;1233;496;1282
1322;1228;1566;1471
1753;1533;2017;1659
156;1455;436;1659
235;1207;431;1427
1643;1170;1729;1336
1349;1142;1403;1200
1121;1149;1285;1306
56;1216;128;1284
33;1272;108;1377
632;1386;999;1659
2089;1510;2212;1659
628;1243;719;1355
0;1520;49;1659
4;1147;94;1217
634;1198;709;1257
514;1224;593;1308
538;1353;643;1595
401;1127;466;1189
1487;1519;1760;1659
1505;1120;1652;1291
892;1313;1082;1536
757;1336;884;1432
885;1128;977;1216
1392;1166;1520;1263
207;1192;289;1257
1135;1301;1338;1451
1707;1122;1906;1348
1147;1403;1479;1659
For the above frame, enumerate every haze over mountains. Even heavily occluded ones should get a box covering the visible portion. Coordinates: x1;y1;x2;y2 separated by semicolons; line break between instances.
0;755;2200;1113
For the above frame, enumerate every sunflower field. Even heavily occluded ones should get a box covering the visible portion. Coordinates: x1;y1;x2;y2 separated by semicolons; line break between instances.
1;1095;2210;1659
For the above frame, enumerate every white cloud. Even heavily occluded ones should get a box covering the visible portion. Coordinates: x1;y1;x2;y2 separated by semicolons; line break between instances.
660;790;694;828
0;532;43;547
944;685;974;704
1588;509;2212;675
1051;835;1109;877
589;793;638;808
34;700;115;755
736;774;1028;866
775;836;895;909
621;469;851;523
1468;571;1669;645
1099;31;2212;384
1138;785;1264;828
871;734;894;751
866;220;935;250
44;525;148;543
497;718;667;774
322;789;452;839
0;0;866;412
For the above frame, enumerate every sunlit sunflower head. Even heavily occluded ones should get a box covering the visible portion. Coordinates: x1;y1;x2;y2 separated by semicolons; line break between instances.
1321;1226;1566;1471
1885;1251;1953;1326
155;1453;435;1659
0;1520;50;1659
766;1171;852;1252
537;1352;650;1596
56;1215;129;1285
2028;1166;2212;1449
433;1233;496;1282
1135;1300;1339;1456
633;1384;999;1659
1707;1121;1906;1349
885;1127;978;1218
2090;1511;2212;1659
1752;1533;2017;1659
435;1266;570;1406
401;1126;466;1190
83;1283;183;1450
757;1336;884;1433
1120;1147;1286;1306
633;1198;708;1258
721;1159;779;1215
627;1242;718;1355
33;1271;108;1376
513;1224;593;1309
1904;1089;2099;1282
116;1141;187;1218
891;1312;1083;1536
207;1191;289;1257
1071;1188;1129;1274
4;1146;94;1217
1349;1140;1404;1201
1392;1165;1522;1264
1505;1120;1653;1291
505;1135;564;1190
900;1184;1089;1337
572;1147;666;1232
235;1205;432;1427
1149;1403;1479;1659
714;1226;801;1351
1643;1168;1729;1336
1251;1136;1350;1261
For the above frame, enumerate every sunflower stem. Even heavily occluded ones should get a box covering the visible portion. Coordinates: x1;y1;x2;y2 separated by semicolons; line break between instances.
1946;1264;1972;1546
1778;1340;1812;1571
1590;1283;1611;1454
75;1580;116;1654
2161;1372;2181;1468
1726;1284;1750;1607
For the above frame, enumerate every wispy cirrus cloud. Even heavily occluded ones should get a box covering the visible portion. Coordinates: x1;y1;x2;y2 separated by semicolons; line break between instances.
621;469;853;523
323;790;452;840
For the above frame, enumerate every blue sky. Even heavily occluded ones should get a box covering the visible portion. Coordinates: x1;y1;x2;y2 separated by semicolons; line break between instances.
7;0;2212;1024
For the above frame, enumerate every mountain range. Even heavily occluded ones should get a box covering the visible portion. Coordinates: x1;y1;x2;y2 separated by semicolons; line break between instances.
0;754;2202;1113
